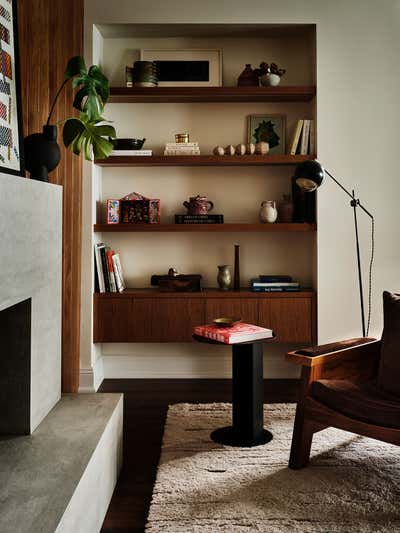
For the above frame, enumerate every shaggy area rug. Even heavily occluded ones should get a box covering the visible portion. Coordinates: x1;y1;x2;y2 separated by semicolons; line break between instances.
146;403;400;533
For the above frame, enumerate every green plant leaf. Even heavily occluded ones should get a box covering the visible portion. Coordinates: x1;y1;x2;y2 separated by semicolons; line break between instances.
63;118;85;147
65;56;86;79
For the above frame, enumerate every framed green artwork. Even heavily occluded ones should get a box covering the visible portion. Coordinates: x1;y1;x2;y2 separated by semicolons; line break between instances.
247;114;286;155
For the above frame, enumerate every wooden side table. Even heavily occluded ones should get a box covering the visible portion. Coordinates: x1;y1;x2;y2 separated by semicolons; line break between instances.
193;333;276;447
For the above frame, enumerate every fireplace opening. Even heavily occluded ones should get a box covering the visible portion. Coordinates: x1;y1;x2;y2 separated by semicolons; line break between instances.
0;298;31;434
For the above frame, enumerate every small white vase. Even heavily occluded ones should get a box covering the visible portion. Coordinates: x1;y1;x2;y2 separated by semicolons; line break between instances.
260;200;278;223
260;73;281;87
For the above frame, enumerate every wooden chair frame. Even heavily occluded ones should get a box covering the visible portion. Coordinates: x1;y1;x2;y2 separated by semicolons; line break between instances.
287;339;400;469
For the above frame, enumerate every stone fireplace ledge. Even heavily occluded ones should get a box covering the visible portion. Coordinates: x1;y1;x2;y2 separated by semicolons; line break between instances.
0;393;123;533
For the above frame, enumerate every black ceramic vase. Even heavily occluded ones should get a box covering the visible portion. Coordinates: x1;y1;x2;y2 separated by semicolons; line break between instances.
24;125;61;182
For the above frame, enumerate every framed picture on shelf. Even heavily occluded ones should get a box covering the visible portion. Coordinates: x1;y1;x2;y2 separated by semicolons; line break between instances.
247;114;286;155
140;49;222;87
0;0;24;176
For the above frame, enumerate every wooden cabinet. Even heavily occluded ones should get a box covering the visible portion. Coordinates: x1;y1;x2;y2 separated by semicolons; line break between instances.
93;290;316;344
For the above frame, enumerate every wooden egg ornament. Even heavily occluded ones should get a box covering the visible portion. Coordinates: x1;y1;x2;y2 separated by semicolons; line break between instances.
225;144;235;156
255;141;269;155
213;145;225;156
246;143;255;155
235;143;246;156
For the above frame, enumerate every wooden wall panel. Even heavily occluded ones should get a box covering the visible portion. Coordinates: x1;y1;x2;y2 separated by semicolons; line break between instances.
18;0;84;392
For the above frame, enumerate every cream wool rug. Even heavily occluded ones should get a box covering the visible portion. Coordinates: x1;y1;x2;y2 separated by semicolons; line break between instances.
145;403;400;533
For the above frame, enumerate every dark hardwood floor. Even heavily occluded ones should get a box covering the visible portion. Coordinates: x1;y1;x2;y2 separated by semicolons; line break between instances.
99;379;299;533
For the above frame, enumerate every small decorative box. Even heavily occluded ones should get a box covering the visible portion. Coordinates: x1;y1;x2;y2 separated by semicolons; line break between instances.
106;199;120;224
120;192;160;224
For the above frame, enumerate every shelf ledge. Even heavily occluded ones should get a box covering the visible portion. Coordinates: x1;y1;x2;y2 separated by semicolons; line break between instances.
93;223;316;233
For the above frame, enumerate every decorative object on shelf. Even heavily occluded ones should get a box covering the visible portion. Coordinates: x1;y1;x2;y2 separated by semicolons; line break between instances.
260;201;278;223
106;199;120;224
151;271;202;292
237;64;259;87
213;145;225;156
120;191;160;224
217;265;232;291
26;55;115;180
235;143;246;156
175;214;224;224
248;114;286;155
291;176;316;222
255;141;269;155
225;145;235;156
278;194;294;223
233;244;240;290
175;133;189;143
246;143;256;155
294;160;375;338
212;317;242;328
0;0;24;177
110;138;146;150
125;66;133;87
183;195;214;215
255;62;286;87
165;139;200;155
132;60;158;87
140;49;222;87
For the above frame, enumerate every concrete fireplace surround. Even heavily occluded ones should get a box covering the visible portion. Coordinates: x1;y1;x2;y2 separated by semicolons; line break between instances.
0;174;62;432
0;174;123;532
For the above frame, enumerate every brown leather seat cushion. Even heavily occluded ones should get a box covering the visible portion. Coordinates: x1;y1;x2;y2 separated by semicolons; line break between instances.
378;291;400;397
311;379;400;429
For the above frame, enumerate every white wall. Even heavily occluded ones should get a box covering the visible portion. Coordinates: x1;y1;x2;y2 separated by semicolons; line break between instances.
83;0;400;386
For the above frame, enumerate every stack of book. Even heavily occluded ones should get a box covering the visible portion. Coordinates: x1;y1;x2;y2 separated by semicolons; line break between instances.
94;243;126;293
110;149;152;156
194;322;273;344
164;142;200;156
251;275;300;292
175;214;224;224
288;119;315;155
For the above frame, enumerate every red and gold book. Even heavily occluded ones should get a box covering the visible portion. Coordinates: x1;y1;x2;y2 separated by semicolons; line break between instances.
194;322;273;344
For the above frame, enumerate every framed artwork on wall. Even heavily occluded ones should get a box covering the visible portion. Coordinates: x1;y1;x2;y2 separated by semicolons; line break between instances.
0;0;24;176
140;49;222;87
247;114;286;155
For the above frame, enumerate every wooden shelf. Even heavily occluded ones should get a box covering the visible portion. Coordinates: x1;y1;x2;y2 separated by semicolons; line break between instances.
95;154;316;167
94;288;316;299
108;86;316;103
94;223;316;233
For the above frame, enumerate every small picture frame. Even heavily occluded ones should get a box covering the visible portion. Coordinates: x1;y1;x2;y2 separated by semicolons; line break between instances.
140;49;222;87
106;199;120;224
247;114;286;155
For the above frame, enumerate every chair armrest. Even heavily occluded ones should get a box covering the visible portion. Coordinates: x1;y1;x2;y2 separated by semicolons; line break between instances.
287;338;379;367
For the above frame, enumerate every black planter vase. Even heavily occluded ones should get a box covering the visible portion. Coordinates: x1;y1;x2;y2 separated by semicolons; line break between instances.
24;125;61;182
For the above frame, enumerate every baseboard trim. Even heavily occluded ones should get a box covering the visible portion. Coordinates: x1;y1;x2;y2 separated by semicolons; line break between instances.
101;353;301;379
79;357;104;392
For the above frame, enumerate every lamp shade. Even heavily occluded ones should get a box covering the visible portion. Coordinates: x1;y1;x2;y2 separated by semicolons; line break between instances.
294;160;325;192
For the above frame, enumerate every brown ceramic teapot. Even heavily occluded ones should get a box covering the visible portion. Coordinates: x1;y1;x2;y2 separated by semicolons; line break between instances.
183;195;214;215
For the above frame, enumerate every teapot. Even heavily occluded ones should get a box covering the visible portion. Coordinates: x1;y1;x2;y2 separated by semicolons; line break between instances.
183;195;214;215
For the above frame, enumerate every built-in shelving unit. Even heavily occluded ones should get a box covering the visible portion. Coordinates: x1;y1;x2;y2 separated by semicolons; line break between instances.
94;223;316;233
95;154;316;167
108;85;316;103
94;288;315;299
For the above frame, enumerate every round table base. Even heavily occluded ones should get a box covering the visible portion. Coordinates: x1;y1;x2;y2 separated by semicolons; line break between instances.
210;426;273;447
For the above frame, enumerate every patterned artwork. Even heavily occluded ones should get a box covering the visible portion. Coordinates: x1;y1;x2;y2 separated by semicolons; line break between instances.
0;0;23;176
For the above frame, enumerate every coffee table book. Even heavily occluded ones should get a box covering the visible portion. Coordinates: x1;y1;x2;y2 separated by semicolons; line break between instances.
194;322;273;344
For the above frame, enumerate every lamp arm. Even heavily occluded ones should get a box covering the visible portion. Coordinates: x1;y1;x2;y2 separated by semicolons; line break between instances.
324;169;373;219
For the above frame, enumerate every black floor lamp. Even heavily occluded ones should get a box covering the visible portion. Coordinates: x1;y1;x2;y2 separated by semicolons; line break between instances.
294;160;375;338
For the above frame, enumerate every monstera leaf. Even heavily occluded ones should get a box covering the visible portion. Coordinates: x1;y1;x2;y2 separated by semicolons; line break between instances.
63;114;116;161
254;120;280;149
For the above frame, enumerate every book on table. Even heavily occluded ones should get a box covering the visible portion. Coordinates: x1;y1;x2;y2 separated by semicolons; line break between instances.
194;322;273;344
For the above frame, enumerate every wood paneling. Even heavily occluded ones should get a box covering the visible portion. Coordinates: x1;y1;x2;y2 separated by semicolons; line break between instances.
94;292;316;343
205;298;258;324
18;0;84;392
259;298;313;343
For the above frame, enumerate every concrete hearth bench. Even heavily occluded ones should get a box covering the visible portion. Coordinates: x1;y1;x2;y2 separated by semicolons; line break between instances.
0;393;123;533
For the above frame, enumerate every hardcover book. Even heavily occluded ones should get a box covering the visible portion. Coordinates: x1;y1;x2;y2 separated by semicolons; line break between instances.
175;214;224;224
194;322;273;344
